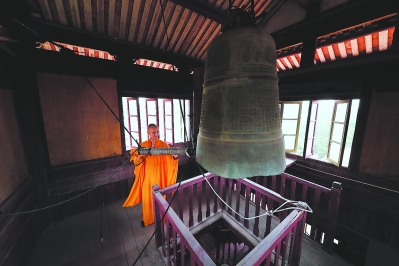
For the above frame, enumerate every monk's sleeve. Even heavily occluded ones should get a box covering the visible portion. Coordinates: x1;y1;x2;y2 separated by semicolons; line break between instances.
167;156;179;187
130;149;139;163
123;149;145;207
162;142;179;187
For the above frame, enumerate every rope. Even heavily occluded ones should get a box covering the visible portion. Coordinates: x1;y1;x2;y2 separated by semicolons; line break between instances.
193;158;312;221
131;2;186;265
0;158;130;217
295;164;399;194
158;0;174;71
84;77;141;148
12;18;142;148
131;179;182;266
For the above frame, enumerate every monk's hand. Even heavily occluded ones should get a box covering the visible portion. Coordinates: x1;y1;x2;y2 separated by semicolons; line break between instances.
173;155;179;159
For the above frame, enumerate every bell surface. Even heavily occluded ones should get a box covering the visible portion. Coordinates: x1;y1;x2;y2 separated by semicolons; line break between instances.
196;26;286;179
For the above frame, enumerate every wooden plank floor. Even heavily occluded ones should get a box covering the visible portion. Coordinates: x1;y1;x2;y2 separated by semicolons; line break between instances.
26;198;352;266
25;201;164;266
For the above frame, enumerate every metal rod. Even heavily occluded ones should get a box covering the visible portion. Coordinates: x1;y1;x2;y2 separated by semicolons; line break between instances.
138;147;187;155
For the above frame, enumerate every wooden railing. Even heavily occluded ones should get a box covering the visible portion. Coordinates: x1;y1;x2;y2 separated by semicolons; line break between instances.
153;184;215;266
237;206;307;266
248;173;342;252
153;173;308;266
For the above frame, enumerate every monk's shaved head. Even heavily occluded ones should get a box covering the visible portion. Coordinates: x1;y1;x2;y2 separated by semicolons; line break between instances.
147;123;158;130
147;124;159;141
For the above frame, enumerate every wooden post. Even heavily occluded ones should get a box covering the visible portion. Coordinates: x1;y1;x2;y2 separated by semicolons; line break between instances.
253;191;261;236
300;35;317;68
206;179;211;218
153;184;162;249
11;61;52;227
235;182;241;221
278;175;286;221
291;203;307;266
219;177;226;211
227;179;233;215
188;185;194;227
310;190;321;240
116;80;126;153
390;2;399;55
213;176;219;213
322;182;342;253
197;182;203;222
348;74;372;171
244;185;250;228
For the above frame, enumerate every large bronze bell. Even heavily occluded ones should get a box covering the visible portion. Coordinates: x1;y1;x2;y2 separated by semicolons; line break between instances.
196;26;286;179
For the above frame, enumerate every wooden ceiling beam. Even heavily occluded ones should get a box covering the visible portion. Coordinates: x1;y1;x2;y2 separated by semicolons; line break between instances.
278;50;399;87
271;0;398;50
390;2;399;55
13;17;204;68
167;0;226;24
278;52;399;100
2;47;193;96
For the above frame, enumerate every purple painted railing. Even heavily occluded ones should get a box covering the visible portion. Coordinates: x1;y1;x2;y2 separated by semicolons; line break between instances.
153;184;215;266
236;205;307;266
153;173;308;266
248;173;342;253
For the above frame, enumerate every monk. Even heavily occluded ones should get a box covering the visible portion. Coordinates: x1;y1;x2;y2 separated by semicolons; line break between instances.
122;124;179;226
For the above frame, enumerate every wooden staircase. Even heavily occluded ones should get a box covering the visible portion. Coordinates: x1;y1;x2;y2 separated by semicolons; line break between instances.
196;221;252;266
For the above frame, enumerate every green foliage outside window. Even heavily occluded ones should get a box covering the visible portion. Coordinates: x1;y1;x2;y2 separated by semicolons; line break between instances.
292;99;359;166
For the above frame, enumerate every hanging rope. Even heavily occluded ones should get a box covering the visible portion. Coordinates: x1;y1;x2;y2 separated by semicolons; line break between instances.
193;158;313;220
84;77;141;148
295;164;399;194
0;157;130;217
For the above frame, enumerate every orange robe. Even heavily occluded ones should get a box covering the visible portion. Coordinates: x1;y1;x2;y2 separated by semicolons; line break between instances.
122;139;178;226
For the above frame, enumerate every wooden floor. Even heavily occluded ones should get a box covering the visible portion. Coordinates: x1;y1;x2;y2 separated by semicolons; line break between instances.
26;199;353;266
25;200;164;266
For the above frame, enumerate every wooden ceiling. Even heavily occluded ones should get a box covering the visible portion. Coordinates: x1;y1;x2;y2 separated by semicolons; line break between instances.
20;0;280;67
1;0;397;72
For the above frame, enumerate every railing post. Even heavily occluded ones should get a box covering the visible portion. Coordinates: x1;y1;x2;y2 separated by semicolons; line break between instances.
290;203;307;266
220;177;226;211
322;182;342;253
153;184;162;249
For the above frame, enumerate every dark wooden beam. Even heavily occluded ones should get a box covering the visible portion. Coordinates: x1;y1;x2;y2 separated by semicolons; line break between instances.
348;74;373;173
278;50;399;99
8;48;193;91
390;2;399;55
300;35;317;68
318;15;397;48
271;0;398;49
299;0;320;68
168;0;226;24
2;46;193;99
279;50;399;81
8;17;204;69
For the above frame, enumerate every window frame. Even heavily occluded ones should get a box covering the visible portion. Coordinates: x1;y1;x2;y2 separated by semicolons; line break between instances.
126;97;141;148
145;98;159;127
163;99;174;144
280;101;302;153
326;100;352;166
122;97;191;150
303;100;319;159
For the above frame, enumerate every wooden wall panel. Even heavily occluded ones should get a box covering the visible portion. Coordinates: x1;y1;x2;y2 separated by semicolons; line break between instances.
359;92;399;180
0;88;28;204
37;73;121;166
